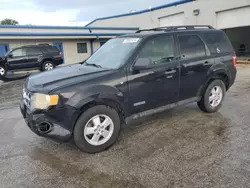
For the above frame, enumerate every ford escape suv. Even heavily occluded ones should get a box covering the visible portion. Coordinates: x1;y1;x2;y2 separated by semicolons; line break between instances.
20;25;237;153
0;44;63;78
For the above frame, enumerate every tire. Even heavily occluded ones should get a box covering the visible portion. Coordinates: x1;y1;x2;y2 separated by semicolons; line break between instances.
0;64;7;78
41;61;55;71
197;79;226;113
74;105;121;153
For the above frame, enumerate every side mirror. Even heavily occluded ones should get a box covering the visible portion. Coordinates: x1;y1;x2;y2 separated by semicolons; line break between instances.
8;54;13;58
133;58;152;71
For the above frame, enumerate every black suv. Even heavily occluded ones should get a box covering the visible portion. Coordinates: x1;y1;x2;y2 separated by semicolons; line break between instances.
20;26;237;153
0;44;63;77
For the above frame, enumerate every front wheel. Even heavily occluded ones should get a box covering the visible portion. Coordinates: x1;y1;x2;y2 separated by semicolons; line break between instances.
74;105;121;153
197;79;226;113
0;64;7;78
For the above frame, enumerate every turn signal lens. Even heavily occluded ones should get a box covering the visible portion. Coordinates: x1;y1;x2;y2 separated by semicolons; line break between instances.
47;95;59;105
232;56;236;69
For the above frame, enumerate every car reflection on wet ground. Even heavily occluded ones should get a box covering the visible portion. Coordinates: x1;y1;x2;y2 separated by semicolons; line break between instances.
0;67;249;188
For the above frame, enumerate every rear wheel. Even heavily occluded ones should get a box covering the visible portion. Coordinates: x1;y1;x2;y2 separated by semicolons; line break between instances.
42;61;55;71
74;105;121;153
197;79;226;113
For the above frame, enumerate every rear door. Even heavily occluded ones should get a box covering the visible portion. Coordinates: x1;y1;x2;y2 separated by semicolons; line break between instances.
127;34;180;114
25;47;43;68
177;32;214;101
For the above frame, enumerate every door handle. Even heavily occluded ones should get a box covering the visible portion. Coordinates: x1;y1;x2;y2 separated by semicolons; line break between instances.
165;69;176;75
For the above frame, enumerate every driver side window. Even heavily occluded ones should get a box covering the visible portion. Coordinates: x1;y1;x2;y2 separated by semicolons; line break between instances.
11;48;25;57
135;35;175;66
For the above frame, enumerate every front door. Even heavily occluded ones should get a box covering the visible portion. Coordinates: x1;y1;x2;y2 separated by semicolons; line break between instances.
53;42;64;63
177;33;214;101
7;48;27;70
127;35;179;114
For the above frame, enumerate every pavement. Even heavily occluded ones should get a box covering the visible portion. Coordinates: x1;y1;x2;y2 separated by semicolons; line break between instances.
0;67;250;188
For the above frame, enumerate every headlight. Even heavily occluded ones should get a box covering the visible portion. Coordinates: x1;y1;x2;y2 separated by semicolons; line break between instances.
31;93;59;110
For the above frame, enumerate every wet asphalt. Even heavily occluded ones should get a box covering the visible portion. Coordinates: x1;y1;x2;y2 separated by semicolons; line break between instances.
0;67;250;188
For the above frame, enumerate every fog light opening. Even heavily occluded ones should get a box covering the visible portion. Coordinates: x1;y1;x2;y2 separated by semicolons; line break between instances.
37;122;52;134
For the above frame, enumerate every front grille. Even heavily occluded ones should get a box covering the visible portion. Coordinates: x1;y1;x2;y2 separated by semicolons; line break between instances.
23;88;32;108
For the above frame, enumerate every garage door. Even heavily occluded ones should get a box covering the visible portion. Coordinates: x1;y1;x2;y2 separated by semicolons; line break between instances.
159;12;185;27
217;6;250;29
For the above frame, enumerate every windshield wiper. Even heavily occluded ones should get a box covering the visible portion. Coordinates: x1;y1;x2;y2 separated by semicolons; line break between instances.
84;62;102;68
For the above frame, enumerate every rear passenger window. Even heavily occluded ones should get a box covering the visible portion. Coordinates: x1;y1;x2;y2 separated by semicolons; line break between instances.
178;35;206;59
42;46;59;53
25;48;42;55
203;31;233;55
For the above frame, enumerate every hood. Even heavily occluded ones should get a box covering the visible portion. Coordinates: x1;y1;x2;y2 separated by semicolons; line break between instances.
26;64;112;93
0;56;6;61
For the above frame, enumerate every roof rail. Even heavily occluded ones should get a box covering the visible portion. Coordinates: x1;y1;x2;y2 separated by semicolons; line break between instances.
136;25;214;33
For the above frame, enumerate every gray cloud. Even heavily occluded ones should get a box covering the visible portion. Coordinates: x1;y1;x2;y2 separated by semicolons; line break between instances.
33;0;174;20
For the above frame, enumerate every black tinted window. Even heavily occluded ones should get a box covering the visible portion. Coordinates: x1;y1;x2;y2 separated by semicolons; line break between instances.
136;36;175;65
203;31;233;54
25;48;41;55
42;46;59;53
178;35;206;59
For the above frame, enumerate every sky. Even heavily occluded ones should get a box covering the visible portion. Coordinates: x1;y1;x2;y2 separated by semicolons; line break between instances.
0;0;176;26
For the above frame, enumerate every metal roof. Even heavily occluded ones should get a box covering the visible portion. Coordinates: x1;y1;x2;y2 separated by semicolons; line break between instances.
85;0;193;26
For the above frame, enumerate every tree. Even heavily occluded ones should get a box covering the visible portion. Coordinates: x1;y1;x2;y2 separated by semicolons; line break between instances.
0;18;18;25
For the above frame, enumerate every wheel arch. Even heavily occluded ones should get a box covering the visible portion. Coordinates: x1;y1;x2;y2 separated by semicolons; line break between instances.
79;98;126;124
40;58;54;68
67;85;127;128
198;69;230;97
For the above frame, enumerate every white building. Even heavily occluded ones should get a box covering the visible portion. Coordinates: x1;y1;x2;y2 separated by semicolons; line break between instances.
0;26;138;64
86;0;250;56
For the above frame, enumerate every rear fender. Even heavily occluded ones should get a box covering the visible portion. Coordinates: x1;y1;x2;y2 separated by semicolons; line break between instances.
197;63;229;96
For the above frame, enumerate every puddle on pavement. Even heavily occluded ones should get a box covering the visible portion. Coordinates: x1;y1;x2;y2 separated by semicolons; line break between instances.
28;147;145;188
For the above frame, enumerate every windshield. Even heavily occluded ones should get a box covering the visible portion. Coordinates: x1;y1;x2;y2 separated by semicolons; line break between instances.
85;37;141;69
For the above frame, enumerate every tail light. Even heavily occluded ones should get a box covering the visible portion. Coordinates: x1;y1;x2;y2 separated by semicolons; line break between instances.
59;52;62;59
232;56;236;69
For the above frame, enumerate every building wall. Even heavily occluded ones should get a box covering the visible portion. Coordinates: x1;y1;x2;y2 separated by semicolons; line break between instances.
88;0;250;29
62;39;92;64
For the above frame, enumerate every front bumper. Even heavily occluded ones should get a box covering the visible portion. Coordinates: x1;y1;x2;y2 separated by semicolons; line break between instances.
20;100;81;142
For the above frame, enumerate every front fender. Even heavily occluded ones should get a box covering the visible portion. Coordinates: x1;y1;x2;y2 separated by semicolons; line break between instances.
65;85;125;110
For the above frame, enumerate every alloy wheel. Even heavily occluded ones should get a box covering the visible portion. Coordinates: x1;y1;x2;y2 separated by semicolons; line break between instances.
0;67;5;76
44;63;54;71
84;114;114;146
209;86;223;107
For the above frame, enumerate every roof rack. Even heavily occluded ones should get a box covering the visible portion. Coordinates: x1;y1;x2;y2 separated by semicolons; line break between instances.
21;44;52;47
136;25;214;33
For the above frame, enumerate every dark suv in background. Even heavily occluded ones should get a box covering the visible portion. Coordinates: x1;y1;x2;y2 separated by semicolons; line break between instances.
20;25;237;153
0;44;63;77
